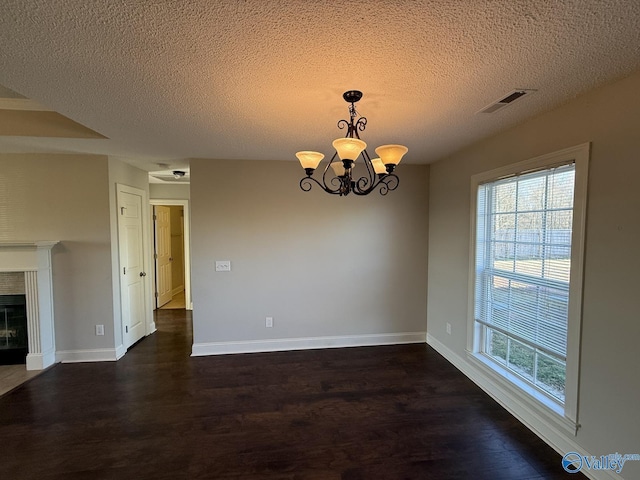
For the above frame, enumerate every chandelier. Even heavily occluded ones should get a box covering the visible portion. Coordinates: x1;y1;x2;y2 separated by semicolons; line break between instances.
296;90;408;196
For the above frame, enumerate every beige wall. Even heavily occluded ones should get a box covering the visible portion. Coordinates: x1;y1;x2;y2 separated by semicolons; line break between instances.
427;69;640;478
0;153;114;352
190;159;429;349
149;183;190;200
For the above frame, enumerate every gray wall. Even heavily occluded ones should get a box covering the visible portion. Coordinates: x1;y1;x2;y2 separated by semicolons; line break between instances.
0;153;114;352
427;70;640;478
191;159;429;348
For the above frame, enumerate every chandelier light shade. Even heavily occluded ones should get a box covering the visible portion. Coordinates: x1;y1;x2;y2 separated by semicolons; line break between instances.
295;151;325;171
332;138;367;161
329;161;345;177
374;144;408;170
296;90;408;196
370;158;387;175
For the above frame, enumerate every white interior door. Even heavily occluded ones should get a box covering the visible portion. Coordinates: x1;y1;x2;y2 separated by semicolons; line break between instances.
117;187;147;348
149;198;192;310
154;205;172;307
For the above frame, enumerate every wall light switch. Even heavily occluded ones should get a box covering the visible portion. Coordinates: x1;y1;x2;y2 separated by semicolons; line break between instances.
215;260;231;272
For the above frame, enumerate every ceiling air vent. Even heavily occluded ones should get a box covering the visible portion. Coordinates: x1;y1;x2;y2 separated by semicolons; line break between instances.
477;89;537;114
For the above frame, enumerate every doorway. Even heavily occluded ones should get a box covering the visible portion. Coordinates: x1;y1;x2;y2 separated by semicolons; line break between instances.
150;199;192;310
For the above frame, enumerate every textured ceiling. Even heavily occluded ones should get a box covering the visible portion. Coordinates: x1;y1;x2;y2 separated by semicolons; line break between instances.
0;0;639;171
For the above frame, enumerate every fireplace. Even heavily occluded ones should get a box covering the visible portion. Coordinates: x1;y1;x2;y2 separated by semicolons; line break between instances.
0;294;27;364
0;242;58;370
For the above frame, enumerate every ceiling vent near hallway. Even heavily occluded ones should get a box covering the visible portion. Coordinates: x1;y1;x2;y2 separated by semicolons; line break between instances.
477;89;537;114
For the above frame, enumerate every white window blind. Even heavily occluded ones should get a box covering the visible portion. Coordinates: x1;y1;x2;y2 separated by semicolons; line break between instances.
474;163;575;402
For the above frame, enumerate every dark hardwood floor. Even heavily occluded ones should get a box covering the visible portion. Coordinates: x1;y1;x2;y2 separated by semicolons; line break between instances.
0;310;584;479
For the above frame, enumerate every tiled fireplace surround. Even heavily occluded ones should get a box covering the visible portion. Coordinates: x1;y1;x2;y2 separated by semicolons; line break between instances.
0;242;57;370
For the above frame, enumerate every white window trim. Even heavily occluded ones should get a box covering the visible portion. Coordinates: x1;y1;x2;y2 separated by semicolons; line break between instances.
466;143;589;435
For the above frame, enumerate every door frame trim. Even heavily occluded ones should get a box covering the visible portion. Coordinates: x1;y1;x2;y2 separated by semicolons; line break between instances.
150;199;192;310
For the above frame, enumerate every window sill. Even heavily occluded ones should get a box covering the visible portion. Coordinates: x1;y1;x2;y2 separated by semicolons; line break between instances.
466;350;579;437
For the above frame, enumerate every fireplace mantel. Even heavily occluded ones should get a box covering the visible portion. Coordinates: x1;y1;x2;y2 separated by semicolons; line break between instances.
0;241;59;370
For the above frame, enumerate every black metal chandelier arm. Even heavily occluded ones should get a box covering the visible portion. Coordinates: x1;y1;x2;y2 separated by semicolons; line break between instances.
377;173;400;196
352;175;372;194
337;116;367;139
328;175;344;189
299;175;343;195
322;152;338;174
299;176;319;192
337;118;350;132
360;148;376;181
351;173;400;196
354;117;367;134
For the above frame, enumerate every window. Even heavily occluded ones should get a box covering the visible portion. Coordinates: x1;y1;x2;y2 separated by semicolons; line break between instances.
469;144;588;428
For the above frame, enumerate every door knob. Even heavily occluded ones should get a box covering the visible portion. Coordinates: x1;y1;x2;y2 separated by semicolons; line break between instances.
140;272;147;277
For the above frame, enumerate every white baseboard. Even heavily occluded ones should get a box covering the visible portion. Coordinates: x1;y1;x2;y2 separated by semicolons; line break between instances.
115;344;126;360
172;285;184;296
56;348;121;363
26;348;56;371
426;334;624;480
192;331;427;357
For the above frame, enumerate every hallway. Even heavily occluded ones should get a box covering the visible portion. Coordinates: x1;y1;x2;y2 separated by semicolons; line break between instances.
0;310;582;479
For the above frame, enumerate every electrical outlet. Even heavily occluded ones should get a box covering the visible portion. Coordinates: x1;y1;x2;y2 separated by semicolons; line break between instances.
446;323;452;335
215;260;231;272
265;316;273;328
96;324;105;336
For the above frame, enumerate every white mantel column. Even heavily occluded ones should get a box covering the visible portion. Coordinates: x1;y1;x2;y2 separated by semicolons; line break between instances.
27;242;57;370
0;241;58;370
